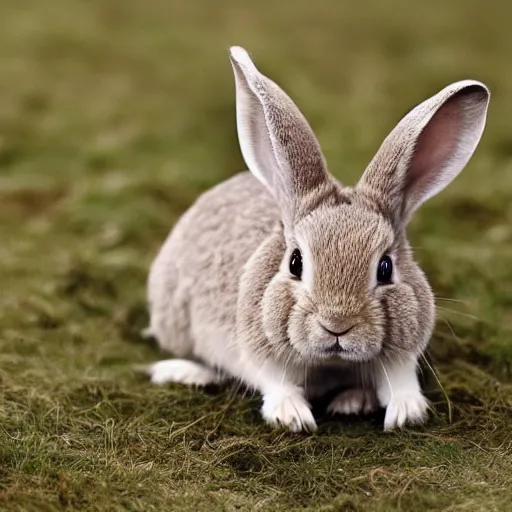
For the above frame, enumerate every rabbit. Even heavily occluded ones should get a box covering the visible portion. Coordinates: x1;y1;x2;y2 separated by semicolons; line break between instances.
144;46;490;432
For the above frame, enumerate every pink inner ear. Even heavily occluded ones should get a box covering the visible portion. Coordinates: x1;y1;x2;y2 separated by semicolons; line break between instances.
406;96;462;207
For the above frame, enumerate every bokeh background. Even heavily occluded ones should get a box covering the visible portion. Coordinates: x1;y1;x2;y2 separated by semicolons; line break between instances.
1;1;511;510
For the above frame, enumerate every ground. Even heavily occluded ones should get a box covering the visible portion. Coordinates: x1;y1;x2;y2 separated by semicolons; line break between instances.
0;1;511;510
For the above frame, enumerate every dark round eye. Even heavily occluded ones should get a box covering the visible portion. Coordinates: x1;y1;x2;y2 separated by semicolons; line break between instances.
377;255;393;285
289;249;303;279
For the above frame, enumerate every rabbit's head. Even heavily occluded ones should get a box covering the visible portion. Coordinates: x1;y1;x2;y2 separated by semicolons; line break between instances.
230;46;489;365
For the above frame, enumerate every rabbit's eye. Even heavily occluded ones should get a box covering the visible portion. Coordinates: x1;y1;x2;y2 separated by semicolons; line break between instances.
289;249;302;279
377;255;393;284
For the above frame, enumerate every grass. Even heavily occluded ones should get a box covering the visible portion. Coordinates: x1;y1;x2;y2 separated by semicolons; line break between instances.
0;0;511;510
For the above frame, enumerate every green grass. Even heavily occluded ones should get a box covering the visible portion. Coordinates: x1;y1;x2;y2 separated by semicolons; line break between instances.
1;0;512;510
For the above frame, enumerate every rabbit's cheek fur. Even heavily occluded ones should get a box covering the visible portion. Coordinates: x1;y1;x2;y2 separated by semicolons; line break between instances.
384;257;435;358
378;284;421;357
287;300;322;361
261;275;296;357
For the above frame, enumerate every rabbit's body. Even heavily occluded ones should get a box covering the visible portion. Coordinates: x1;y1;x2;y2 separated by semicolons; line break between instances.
148;172;278;374
144;47;490;432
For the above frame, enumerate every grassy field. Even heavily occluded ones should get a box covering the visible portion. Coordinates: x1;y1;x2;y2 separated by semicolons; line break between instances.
1;0;511;510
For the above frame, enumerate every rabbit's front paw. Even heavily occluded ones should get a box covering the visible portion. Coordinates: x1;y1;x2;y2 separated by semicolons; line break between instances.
328;388;378;416
383;391;429;431
262;388;317;432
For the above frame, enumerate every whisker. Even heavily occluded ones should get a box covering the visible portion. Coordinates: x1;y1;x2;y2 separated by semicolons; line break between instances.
379;359;394;400
304;365;310;395
421;353;452;424
362;363;369;390
434;296;466;304
442;318;463;345
232;379;249;402
416;358;424;377
251;358;270;392
281;350;294;386
436;306;480;321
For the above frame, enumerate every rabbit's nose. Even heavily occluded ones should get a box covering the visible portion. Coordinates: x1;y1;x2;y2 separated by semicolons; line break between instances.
319;324;354;337
319;318;358;337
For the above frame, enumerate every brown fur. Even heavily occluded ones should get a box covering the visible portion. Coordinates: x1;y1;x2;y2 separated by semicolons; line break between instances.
145;47;490;431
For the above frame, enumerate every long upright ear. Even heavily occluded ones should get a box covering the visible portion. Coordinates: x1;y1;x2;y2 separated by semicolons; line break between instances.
229;46;333;223
357;80;490;227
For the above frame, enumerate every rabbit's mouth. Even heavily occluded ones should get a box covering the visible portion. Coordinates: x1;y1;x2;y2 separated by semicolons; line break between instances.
311;337;383;363
322;342;348;357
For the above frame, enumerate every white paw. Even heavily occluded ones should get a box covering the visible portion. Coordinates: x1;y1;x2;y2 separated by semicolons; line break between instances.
144;359;220;386
262;389;317;432
384;392;429;431
328;388;378;416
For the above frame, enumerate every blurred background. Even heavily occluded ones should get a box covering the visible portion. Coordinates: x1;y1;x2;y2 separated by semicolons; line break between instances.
0;1;511;509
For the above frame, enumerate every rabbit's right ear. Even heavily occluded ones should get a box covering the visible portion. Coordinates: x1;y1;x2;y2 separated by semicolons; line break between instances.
229;46;333;224
357;81;490;227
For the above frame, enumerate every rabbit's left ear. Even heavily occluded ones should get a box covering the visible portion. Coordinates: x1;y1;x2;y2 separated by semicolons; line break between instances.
229;46;333;224
357;81;490;226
